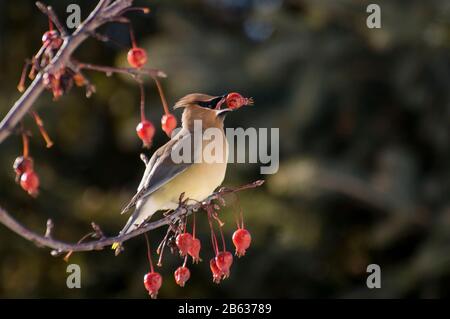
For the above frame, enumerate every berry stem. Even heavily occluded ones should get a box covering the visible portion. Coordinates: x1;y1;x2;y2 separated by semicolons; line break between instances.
192;212;196;239
218;222;226;252
207;209;219;256
152;77;170;115
235;195;244;229
17;60;31;93
182;255;188;268
156;225;172;267
21;130;29;159
129;24;137;48
48;17;53;31
122;7;151;14
64;231;96;262
144;232;154;273
138;81;146;122
31;111;53;148
234;211;240;229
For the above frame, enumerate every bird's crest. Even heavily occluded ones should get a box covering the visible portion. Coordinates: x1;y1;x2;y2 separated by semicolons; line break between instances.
174;93;215;109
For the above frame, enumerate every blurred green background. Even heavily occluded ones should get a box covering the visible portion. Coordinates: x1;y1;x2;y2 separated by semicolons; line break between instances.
0;0;449;298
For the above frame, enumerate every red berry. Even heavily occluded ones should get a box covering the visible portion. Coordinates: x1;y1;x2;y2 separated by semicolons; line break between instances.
42;30;57;43
226;92;245;109
144;272;162;299
136;120;155;148
13;156;34;178
161;113;177;137
188;238;201;263
20;170;39;196
42;30;62;49
174;266;190;287
209;258;222;284
232;228;252;257
127;48;148;68
176;233;193;257
215;251;233;278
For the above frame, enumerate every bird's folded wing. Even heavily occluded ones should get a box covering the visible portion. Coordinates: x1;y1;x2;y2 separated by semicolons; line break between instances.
120;130;197;214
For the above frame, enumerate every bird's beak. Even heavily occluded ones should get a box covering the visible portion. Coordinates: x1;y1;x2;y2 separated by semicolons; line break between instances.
215;95;231;117
216;107;233;117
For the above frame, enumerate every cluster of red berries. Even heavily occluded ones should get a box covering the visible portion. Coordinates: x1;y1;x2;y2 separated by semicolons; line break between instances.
209;228;251;284
12;129;47;197
143;225;252;298
13;12;178;194
13;156;39;197
11;6;257;300
135;113;177;148
18;19;89;101
127;32;177;148
17;20;91;100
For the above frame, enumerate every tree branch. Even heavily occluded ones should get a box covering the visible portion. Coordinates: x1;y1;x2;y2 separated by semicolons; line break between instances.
0;180;264;255
36;1;68;37
0;0;264;261
0;0;133;144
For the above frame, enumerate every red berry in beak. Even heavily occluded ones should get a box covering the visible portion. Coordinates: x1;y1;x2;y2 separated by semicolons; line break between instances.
136;120;155;148
20;170;39;197
127;48;148;68
144;272;162;299
174;266;190;287
161;113;177;137
232;228;252;257
226;92;253;109
188;238;201;263
209;258;222;284
176;233;193;257
215;251;233;278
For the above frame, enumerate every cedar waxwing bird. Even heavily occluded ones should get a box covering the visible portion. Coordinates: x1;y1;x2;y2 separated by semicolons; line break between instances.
113;93;247;253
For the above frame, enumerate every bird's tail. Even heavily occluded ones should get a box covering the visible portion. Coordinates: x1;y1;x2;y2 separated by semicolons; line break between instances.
112;199;157;255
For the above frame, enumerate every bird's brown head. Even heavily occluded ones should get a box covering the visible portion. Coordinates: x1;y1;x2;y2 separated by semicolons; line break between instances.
174;93;253;131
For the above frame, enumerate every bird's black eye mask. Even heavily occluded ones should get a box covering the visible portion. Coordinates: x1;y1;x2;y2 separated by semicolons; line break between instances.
197;95;226;109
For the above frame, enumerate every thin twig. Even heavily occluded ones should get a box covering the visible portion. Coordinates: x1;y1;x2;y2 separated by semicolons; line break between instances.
152;77;170;115
36;2;68;37
44;219;53;238
0;0;134;144
76;62;167;79
0;181;264;254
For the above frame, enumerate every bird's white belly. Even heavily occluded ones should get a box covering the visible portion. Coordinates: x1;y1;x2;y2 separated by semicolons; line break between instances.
154;161;228;210
144;131;228;211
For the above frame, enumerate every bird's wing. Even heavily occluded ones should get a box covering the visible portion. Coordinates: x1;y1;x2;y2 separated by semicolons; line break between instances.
120;129;197;214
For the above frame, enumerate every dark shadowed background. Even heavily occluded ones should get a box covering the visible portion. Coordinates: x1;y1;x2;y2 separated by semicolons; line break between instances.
0;0;449;298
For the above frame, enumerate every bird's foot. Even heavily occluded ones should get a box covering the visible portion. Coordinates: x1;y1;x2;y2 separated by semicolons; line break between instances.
112;242;124;256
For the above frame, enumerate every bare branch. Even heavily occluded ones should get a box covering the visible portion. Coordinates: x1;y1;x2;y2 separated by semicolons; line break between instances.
44;219;54;238
75;62;167;79
0;0;264;267
0;0;135;144
35;2;68;36
0;181;264;254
